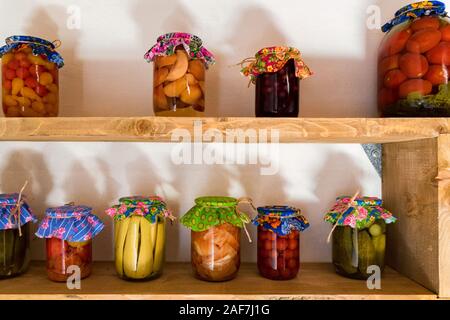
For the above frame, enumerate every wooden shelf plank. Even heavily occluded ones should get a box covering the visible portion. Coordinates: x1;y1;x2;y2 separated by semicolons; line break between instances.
0;262;436;300
0;117;449;143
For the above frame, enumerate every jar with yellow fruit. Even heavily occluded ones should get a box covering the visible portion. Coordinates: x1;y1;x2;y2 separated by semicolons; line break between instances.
145;33;215;116
0;36;64;117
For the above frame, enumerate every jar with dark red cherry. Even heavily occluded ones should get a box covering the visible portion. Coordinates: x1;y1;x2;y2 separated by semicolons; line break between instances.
241;47;313;117
253;206;309;280
379;1;450;117
35;204;104;282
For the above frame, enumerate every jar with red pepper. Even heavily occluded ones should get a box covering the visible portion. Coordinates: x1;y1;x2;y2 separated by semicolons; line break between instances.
379;1;450;116
36;204;104;282
241;47;313;117
253;206;309;280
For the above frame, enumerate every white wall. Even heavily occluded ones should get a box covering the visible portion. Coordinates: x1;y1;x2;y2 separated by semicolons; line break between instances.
0;0;427;262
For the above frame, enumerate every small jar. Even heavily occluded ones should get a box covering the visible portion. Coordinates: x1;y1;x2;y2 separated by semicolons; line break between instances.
0;193;36;279
181;196;252;282
145;33;215;117
379;2;450;116
253;206;309;280
36;204;104;282
106;196;174;281
0;36;64;117
241;46;312;117
324;196;397;280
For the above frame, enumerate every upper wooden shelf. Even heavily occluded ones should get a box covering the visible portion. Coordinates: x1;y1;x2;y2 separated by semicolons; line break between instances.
0;262;436;300
0;117;449;143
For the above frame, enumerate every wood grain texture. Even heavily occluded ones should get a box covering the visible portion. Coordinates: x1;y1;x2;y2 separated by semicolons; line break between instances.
0;262;435;300
438;134;450;298
0;117;449;143
383;138;440;294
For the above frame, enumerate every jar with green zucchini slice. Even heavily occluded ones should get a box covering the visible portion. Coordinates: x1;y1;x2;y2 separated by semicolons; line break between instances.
324;196;397;280
0;193;36;279
106;196;175;281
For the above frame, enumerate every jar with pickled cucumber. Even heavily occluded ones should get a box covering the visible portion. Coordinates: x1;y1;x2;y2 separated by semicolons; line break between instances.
0;36;64;117
379;1;450;117
181;197;253;282
36;204;104;282
0;193;36;279
145;33;215;116
106;196;175;281
253;206;309;280
324;196;397;280
241;46;312;117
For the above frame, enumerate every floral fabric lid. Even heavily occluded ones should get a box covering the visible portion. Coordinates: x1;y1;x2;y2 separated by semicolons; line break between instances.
0;193;36;230
181;196;251;232
241;46;313;84
106;196;174;224
36;204;104;242
0;36;64;68
253;206;310;236
382;1;447;33
144;32;215;68
324;196;397;230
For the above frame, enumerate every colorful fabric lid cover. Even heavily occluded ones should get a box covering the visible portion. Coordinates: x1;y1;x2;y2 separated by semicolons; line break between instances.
0;193;36;230
36;204;104;242
106;196;174;223
253;206;310;236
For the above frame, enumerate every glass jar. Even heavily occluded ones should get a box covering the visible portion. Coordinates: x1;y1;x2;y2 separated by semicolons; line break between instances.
324;196;397;280
0;36;64;117
106;196;173;281
36;204;104;282
241;46;312;117
379;1;450;117
145;33;215;117
0;193;36;279
253;206;309;280
181;196;252;282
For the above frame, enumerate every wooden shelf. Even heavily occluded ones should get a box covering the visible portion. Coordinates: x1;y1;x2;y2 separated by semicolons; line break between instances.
0;117;449;143
0;262;436;300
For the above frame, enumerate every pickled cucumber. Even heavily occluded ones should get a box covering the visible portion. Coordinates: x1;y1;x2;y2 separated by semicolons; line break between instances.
357;230;377;277
372;234;386;268
332;226;358;275
0;226;31;278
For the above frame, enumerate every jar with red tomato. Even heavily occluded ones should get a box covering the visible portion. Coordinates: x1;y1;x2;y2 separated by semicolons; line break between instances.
0;36;63;117
253;206;309;280
36;204;104;282
379;1;450;117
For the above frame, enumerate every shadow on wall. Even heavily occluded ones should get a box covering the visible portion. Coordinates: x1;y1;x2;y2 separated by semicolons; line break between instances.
0;149;53;260
24;5;83;117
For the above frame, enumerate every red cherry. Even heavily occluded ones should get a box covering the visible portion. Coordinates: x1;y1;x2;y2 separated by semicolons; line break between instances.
25;77;38;88
16;67;30;79
7;59;19;70
19;59;31;68
5;68;16;80
35;84;48;97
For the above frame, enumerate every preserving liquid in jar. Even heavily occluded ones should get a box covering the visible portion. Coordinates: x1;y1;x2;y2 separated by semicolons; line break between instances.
0;224;31;279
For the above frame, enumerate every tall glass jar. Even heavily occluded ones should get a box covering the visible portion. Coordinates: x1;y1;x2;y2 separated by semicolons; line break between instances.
145;33;215;117
253;206;309;280
0;36;64;117
324;196;397;280
241;46;312;117
181;196;252;282
0;193;36;279
106;196;174;281
379;1;450;116
36;204;104;282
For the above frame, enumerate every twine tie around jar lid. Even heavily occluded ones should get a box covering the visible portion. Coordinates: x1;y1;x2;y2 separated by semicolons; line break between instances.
6;181;29;237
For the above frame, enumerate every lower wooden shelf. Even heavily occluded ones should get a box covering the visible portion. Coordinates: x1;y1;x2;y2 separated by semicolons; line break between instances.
0;262;436;300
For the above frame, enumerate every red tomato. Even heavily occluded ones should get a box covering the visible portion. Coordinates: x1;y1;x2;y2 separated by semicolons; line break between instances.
276;238;288;251
399;79;433;98
14;52;27;61
441;25;450;42
288;239;298;250
380;29;412;58
47;238;64;257
411;17;440;31
379;54;400;77
263;240;273;251
287;258;299;270
29;64;46;77
16;67;30;79
426;42;450;65
399;53;429;78
35;84;49;97
3;79;12;90
384;69;407;88
25;77;38;88
378;88;398;108
19;59;31;68
407;28;442;53
7;59;19;70
424;64;448;85
276;256;286;270
5;68;16;80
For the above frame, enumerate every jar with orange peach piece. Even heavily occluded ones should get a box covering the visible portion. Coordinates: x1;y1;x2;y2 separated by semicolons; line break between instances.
0;36;63;117
145;33;215;117
379;1;450;117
